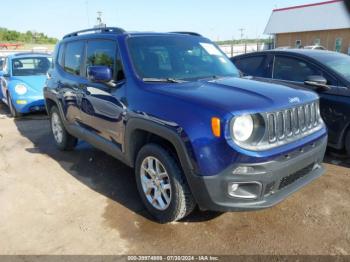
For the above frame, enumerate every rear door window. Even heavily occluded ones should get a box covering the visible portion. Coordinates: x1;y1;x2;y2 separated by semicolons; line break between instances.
64;41;85;76
235;55;267;77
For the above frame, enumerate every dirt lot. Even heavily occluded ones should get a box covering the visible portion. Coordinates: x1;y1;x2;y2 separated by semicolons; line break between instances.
0;102;349;255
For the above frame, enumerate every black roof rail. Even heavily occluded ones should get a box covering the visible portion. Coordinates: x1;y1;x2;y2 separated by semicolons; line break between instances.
169;31;202;37
63;27;126;39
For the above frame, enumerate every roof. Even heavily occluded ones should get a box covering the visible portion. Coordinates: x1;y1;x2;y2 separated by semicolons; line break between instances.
264;0;350;34
8;52;51;59
235;48;346;60
62;27;203;40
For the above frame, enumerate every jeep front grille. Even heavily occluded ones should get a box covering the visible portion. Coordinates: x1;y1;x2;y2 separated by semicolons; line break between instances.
267;101;321;144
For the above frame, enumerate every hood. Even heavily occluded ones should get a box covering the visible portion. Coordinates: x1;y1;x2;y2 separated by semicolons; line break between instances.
10;75;47;95
151;77;318;115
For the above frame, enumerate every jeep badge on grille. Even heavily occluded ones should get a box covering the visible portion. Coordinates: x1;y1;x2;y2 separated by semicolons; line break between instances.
289;97;301;104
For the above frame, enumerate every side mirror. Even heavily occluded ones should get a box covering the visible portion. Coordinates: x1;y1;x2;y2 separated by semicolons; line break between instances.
87;66;112;83
304;75;330;91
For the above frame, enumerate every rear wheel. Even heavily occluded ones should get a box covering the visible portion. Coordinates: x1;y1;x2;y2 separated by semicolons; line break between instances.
7;93;22;118
50;106;77;151
135;144;196;223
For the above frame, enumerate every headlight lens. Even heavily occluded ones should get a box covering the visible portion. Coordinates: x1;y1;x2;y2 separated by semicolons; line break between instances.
14;84;27;95
232;115;254;142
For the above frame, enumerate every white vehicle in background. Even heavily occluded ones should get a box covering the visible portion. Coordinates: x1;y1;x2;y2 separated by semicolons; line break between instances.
304;45;327;50
31;46;50;54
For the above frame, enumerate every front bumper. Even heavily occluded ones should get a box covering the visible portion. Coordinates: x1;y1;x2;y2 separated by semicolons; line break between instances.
14;97;45;113
188;135;327;212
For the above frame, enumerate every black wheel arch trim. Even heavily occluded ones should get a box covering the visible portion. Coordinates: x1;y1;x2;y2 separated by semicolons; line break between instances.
44;90;70;128
124;117;197;174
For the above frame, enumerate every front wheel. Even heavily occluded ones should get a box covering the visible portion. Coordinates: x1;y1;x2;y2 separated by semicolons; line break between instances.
50;106;78;151
135;144;196;223
7;94;22;118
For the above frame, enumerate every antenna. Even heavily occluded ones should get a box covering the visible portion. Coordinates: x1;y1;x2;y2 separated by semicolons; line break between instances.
95;11;106;28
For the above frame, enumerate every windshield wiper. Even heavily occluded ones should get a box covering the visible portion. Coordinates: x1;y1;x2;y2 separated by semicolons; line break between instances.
197;75;227;81
142;78;186;83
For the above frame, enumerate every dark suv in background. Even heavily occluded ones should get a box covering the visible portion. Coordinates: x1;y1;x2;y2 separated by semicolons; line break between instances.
232;50;350;155
44;28;327;223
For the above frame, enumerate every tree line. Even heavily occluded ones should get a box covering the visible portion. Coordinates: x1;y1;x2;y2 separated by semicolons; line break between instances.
0;28;58;44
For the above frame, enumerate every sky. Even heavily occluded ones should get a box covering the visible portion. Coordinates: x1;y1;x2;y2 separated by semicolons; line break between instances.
2;0;325;41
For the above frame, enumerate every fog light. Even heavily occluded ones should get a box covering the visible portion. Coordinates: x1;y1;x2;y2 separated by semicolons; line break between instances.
232;166;255;175
230;183;239;192
16;100;27;105
228;182;261;199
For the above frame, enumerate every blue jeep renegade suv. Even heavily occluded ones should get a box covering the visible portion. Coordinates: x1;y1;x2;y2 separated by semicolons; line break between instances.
44;27;327;223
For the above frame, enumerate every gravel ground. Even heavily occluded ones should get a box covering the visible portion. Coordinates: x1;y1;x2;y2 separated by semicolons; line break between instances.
0;102;349;255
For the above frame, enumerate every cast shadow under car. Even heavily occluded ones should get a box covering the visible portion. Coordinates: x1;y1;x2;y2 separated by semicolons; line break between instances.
3;104;222;223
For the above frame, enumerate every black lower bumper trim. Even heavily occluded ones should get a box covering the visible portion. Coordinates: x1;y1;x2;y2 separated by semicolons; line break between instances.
187;135;327;212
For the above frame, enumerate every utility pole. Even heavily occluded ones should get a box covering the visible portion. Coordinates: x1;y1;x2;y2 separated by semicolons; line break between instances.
231;35;234;57
238;28;245;54
238;28;245;43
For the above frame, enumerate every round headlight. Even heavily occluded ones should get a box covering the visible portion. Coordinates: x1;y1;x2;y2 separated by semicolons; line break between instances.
14;84;27;95
232;115;254;142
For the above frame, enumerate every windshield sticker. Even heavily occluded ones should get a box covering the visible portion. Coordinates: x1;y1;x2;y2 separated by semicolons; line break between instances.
200;43;223;56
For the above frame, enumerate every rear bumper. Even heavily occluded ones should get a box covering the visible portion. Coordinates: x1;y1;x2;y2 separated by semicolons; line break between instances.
188;135;327;212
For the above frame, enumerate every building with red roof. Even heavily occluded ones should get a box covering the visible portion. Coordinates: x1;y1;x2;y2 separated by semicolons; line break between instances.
264;0;350;53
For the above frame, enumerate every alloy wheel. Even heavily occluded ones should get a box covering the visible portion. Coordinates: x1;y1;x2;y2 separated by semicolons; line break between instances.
140;156;172;210
51;112;63;144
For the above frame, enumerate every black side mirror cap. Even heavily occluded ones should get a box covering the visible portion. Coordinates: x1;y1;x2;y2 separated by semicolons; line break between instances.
304;75;330;91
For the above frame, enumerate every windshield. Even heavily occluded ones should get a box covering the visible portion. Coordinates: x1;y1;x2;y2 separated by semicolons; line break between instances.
127;35;240;81
312;52;350;82
12;57;52;76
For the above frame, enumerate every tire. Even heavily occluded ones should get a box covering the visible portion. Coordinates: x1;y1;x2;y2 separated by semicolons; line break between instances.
7;93;22;118
135;144;196;223
50;106;77;151
345;130;350;156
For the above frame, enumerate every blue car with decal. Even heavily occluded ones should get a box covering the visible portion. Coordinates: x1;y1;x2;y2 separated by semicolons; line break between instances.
44;28;327;223
0;53;51;117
